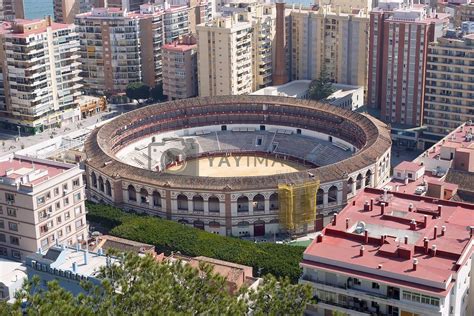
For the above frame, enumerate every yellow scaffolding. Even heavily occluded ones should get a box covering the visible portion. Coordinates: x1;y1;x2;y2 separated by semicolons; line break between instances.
278;180;319;234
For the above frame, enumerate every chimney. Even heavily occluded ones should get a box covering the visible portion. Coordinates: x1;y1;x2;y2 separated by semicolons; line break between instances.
437;205;442;217
423;215;428;228
316;234;323;243
360;245;365;256
410;219;417;230
364;230;369;244
378;264;383;269
408;203;413;212
404;235;408;244
272;2;288;85
441;226;446;236
332;213;338;226
345;218;350;229
431;245;437;257
370;198;374;211
84;250;89;265
380;202;385;215
72;262;77;273
413;258;418;271
380;235;385;246
352;200;356;206
46;15;52;27
423;237;429;254
364;201;370;212
433;226;438;240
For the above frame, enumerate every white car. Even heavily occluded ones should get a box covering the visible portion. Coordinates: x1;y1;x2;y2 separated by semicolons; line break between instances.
415;186;426;195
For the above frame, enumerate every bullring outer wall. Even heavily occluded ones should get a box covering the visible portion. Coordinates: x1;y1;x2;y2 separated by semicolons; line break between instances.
84;96;392;237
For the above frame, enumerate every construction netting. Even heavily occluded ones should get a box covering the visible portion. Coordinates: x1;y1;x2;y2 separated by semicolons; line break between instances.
278;180;319;234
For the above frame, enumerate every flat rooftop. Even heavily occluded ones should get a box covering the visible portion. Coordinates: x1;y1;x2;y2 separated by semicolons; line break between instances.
303;188;474;296
0;155;73;187
417;122;474;160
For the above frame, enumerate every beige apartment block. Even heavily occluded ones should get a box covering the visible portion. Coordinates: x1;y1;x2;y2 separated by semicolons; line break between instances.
0;155;87;262
162;35;198;100
424;29;474;139
53;0;93;24
288;5;369;89
0;18;82;134
197;2;275;96
0;0;24;21
197;16;253;96
75;4;164;95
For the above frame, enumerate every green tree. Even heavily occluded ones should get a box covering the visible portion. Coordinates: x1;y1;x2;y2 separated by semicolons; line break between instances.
9;252;312;315
150;83;166;102
308;68;335;101
125;82;150;103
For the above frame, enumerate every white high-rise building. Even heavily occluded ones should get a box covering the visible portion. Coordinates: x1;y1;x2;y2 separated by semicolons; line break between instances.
0;18;82;134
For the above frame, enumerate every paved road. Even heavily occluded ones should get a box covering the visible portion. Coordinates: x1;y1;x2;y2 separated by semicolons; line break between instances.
0;104;131;156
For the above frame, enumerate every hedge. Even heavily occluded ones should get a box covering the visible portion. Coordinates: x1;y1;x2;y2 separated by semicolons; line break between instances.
86;202;306;282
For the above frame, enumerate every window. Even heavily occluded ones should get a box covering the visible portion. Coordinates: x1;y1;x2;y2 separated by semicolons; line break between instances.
372;282;380;289
74;206;82;216
75;219;83;229
0;247;6;256
0;220;4;229
10;236;19;245
0;234;5;242
37;196;45;205
403;290;440;307
57;216;62;224
8;222;18;231
11;250;20;259
41;238;48;248
5;193;14;203
64;197;70;206
7;208;16;217
66;225;71;233
54;187;60;196
56;201;61;210
63;183;69;192
65;212;70;220
352;278;361;285
73;178;80;188
58;229;63;237
74;192;81;203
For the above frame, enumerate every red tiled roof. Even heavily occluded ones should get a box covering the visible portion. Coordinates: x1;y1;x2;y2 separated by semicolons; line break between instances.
303;188;474;296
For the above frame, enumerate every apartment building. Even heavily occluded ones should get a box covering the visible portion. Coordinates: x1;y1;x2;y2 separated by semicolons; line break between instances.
162;35;198;100
368;0;449;127
197;15;253;96
197;2;275;96
0;18;82;134
75;5;164;94
0;155;88;262
95;0;148;12
288;5;369;90
423;24;474;139
163;2;189;44
53;0;93;24
300;188;474;316
0;0;24;21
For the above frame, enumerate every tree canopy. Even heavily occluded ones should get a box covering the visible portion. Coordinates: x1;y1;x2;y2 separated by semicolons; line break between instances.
307;68;335;101
4;252;312;315
86;202;306;282
125;82;150;102
150;83;166;102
